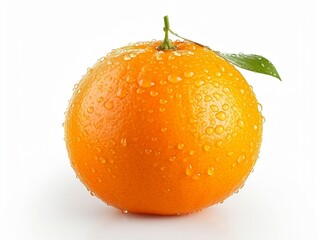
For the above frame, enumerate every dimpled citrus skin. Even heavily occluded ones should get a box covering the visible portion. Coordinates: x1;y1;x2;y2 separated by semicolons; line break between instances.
64;40;263;215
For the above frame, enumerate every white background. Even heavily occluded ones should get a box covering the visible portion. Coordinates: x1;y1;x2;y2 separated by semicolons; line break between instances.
1;0;318;239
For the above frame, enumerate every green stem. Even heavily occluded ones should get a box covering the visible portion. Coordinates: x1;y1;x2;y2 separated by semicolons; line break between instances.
157;16;177;51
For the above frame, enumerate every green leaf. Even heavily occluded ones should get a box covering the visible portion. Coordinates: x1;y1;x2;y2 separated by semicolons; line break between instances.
215;52;281;80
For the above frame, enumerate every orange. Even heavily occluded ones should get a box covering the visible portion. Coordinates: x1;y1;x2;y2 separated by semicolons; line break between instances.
64;40;263;215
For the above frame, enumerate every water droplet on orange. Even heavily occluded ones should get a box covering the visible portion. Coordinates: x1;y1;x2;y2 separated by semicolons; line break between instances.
189;117;197;124
156;52;163;60
167;75;182;83
207;166;215;176
204;95;212;102
82;130;89;138
120;138;127;147
215;111;226;121
125;76;136;83
130;52;137;58
228;151;234;156
123;55;131;61
237;154;246;163
87;106;94;114
237;119;245;128
169;156;177;162
198;107;207;113
150;90;158;97
116;88;128;99
97;97;104;103
222;87;230;93
194;94;202;101
104;101;114;110
159;99;168;104
258;103;263;112
184;71;194;78
189;149;195;156
168;144;174;150
194;80;205;87
72;83;79;91
177;143;185;150
215;125;224;134
138;79;155;88
213;93;221;100
146;137;156;143
167;87;173;94
175;93;182;100
159;107;166;112
161;127;167;132
205;126;214;135
210;104;219;112
109;138;116;146
262;116;266;123
159;79;167;85
99;157;106;164
192;173;201;180
222;103;229;111
204;144;211;152
107;86;113;93
216;141;223;147
136;88;145;94
145;149;153;155
186;164;193;176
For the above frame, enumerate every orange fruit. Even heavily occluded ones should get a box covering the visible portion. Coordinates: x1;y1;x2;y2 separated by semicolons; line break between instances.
64;40;263;215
